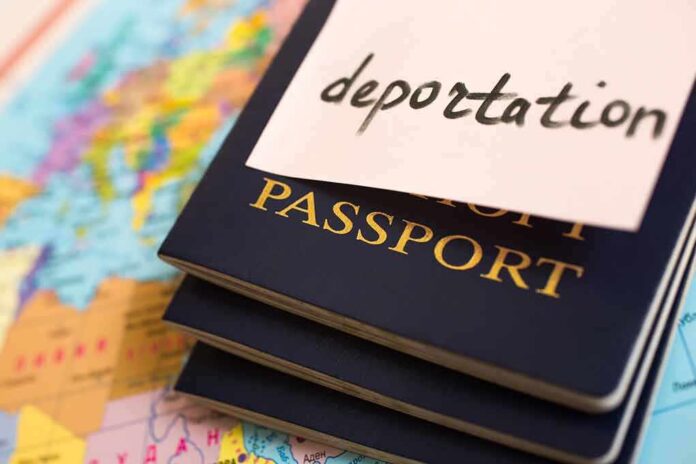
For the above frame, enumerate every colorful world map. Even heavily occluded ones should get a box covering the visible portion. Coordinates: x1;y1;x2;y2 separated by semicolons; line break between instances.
0;0;379;462
0;0;694;463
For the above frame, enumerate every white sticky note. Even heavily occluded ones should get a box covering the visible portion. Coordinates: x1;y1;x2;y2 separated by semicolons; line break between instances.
246;0;696;230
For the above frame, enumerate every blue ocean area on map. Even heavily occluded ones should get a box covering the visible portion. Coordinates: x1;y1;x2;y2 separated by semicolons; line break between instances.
639;281;696;463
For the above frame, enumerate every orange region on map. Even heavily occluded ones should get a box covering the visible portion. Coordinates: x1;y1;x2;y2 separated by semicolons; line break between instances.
0;175;39;226
0;277;177;436
108;279;194;400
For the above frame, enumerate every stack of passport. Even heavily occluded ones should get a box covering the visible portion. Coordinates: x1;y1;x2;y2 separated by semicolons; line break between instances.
158;1;696;462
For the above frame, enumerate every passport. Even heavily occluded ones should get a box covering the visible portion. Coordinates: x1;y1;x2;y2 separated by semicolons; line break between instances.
174;261;690;464
164;228;695;464
159;0;696;412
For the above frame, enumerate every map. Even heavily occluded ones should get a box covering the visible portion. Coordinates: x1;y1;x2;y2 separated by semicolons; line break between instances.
0;0;693;463
0;1;377;463
639;274;696;463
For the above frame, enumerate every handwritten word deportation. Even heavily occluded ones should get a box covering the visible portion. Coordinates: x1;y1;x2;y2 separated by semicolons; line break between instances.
320;53;667;138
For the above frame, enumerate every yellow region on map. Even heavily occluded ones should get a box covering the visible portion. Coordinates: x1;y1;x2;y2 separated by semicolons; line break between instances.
9;405;85;464
218;423;277;464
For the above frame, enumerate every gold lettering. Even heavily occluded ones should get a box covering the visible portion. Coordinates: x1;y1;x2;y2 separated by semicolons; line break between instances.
512;213;533;228
536;257;584;298
249;177;291;211
562;223;585;241
434;235;483;270
388;220;434;255
480;246;532;290
436;198;457;208
275;192;319;227
357;211;394;245
467;204;507;217
323;201;360;235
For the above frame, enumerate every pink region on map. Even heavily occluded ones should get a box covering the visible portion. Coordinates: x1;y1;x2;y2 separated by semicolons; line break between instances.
100;390;161;427
147;393;236;464
85;389;237;464
84;416;148;464
85;390;158;463
267;0;306;43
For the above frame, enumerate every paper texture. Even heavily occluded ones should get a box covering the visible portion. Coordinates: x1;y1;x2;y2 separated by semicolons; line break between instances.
246;0;696;230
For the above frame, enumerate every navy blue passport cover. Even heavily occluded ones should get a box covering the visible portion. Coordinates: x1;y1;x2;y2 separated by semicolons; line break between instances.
165;229;691;464
159;0;696;406
175;271;685;464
